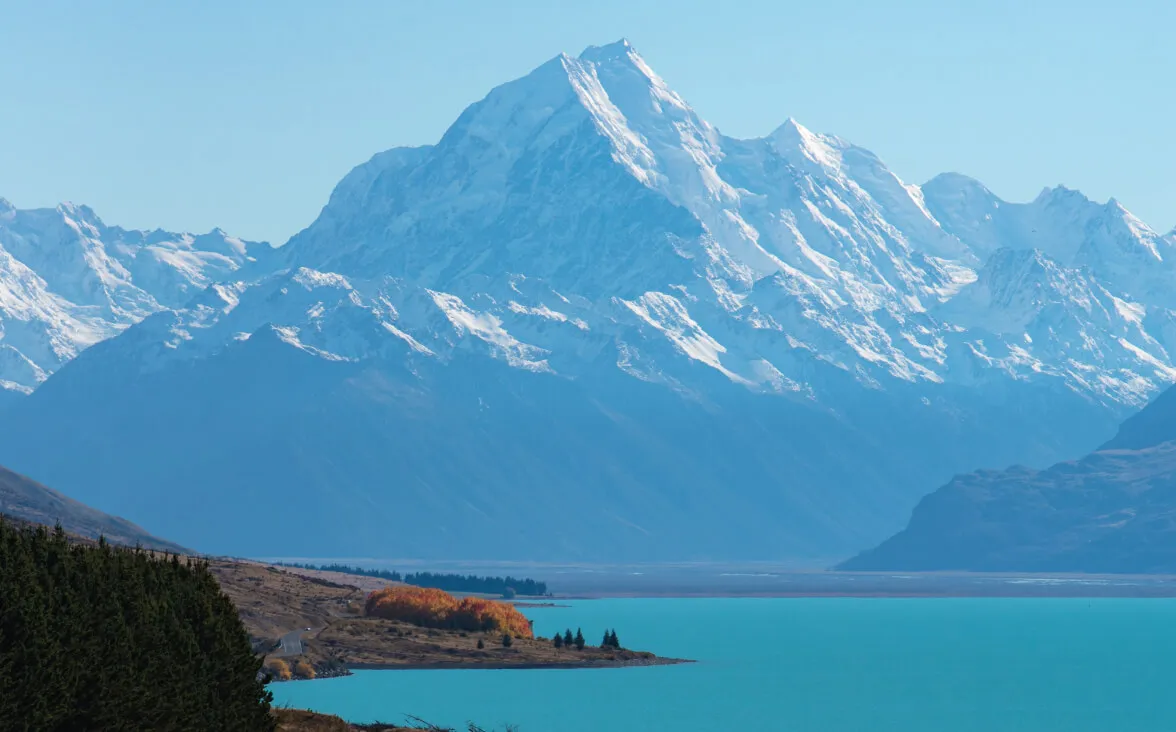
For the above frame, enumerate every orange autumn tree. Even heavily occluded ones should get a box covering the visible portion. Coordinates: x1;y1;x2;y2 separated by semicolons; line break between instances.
452;596;534;638
365;586;456;627
365;585;533;639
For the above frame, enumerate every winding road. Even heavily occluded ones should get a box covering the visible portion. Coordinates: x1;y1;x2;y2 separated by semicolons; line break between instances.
276;627;319;656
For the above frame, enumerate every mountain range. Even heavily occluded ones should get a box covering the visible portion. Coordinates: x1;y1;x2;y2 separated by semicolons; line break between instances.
0;197;269;395
2;39;1174;562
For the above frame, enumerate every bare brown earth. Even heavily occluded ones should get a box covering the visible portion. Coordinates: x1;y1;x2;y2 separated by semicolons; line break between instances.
273;708;424;731
273;707;515;731
210;560;364;643
209;559;686;678
273;564;397;593
318;615;669;669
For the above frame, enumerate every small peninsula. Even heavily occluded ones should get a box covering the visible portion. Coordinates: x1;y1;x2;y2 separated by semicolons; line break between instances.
209;560;688;679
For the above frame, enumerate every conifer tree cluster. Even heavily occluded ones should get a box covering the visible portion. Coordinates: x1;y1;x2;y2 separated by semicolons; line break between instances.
553;627;623;652
553;628;588;651
0;520;275;731
273;562;549;596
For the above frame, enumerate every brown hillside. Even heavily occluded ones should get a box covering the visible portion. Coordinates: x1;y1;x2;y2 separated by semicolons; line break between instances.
0;464;186;552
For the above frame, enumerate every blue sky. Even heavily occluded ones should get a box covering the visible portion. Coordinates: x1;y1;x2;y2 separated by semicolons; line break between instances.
1;0;1173;243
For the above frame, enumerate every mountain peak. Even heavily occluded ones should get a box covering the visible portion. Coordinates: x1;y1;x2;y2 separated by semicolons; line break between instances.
768;117;845;170
578;38;637;63
56;201;104;228
922;171;991;193
1033;184;1090;207
773;117;806;136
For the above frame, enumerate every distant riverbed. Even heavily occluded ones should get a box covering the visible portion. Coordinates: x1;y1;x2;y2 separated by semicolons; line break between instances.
272;597;1176;731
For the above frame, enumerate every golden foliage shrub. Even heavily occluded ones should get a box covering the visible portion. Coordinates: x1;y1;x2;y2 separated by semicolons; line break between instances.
293;659;316;679
365;586;533;638
265;658;292;681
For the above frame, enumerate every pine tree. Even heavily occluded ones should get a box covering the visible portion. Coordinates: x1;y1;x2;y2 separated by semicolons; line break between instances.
564;629;574;647
610;630;621;648
553;632;564;649
574;628;585;650
601;630;611;648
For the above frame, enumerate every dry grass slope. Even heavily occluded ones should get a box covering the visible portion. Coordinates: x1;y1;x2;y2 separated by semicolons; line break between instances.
274;708;414;731
0;464;185;552
210;560;683;673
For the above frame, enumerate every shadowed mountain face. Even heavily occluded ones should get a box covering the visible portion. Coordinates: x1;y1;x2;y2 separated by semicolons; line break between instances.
0;314;1114;560
0;387;21;413
843;386;1176;573
2;40;1174;561
0;464;185;552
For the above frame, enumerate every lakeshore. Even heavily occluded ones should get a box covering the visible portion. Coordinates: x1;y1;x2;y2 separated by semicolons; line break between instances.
208;559;687;680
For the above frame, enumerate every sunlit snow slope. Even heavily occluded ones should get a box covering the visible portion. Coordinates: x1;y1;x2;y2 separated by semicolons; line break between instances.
0;198;268;395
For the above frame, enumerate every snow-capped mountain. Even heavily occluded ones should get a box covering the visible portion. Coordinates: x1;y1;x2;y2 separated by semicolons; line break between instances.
251;39;1176;411
2;40;1173;560
0;198;268;394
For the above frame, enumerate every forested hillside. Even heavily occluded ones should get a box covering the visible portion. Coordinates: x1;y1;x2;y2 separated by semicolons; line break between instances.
0;520;274;730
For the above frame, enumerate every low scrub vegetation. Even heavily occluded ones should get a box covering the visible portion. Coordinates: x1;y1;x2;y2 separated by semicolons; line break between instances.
266;658;293;681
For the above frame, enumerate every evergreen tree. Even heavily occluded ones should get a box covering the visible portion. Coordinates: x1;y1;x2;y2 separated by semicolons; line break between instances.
564;629;574;647
610;630;621;648
553;632;564;649
574;628;586;650
601;630;611;648
502;634;513;648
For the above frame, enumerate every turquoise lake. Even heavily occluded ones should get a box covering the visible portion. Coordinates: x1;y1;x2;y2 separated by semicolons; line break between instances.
272;598;1176;731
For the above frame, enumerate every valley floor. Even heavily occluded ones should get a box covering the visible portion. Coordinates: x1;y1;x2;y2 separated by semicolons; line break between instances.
295;560;1176;598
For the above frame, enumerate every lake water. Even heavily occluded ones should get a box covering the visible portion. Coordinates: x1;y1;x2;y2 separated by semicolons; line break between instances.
272;598;1176;731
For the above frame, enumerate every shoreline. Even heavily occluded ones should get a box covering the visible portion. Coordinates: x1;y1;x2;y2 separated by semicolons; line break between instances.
345;656;693;671
270;655;692;682
556;590;1176;599
532;570;1176;600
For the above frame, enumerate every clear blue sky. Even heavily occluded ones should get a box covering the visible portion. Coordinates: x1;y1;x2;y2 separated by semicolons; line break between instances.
2;0;1173;244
